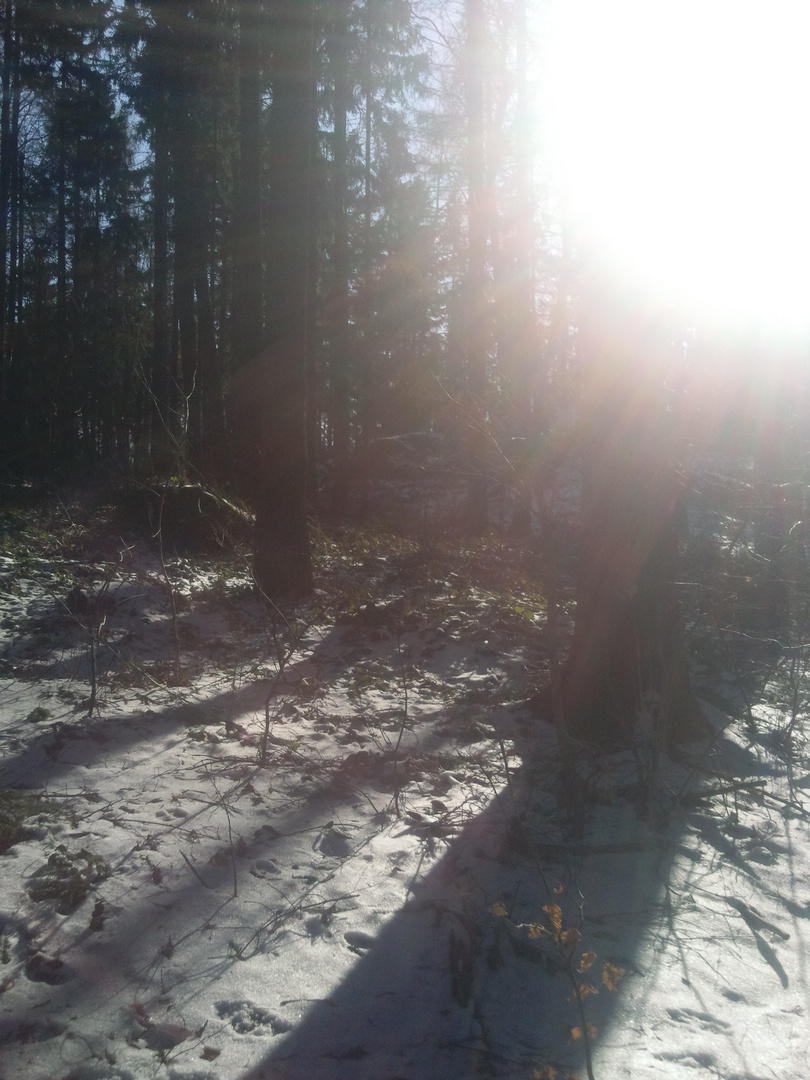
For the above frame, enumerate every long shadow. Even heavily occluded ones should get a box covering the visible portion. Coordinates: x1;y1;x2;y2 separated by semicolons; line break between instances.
233;748;699;1080
3;692;796;1080
231;699;802;1080
4;575;801;1077
0;609;355;791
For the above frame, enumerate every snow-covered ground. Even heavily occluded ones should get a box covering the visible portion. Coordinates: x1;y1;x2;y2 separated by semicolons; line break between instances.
0;504;808;1080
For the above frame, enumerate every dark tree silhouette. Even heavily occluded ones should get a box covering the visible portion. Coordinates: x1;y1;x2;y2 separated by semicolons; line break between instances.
552;265;709;745
241;0;316;600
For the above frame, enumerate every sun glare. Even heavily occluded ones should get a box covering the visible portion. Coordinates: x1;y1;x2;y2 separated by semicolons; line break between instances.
544;0;810;336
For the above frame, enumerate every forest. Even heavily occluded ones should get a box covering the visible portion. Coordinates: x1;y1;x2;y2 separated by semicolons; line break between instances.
1;2;809;1079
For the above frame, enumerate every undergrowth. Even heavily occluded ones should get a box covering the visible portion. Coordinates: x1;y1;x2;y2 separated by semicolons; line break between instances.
1;481;807;1077
0;789;70;854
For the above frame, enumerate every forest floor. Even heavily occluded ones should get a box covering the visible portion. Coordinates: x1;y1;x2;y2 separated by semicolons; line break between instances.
0;486;809;1080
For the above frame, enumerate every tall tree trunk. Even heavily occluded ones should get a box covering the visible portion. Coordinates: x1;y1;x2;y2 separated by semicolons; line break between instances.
151;64;173;471
9;69;19;351
0;0;14;463
356;3;375;444
463;0;490;531
194;253;220;470
552;265;708;746
243;0;314;599
232;0;263;368
327;0;351;514
55;71;72;465
496;0;535;534
172;102;198;470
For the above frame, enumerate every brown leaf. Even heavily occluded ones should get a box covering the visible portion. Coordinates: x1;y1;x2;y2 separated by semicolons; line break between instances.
578;950;598;973
569;1023;597;1044
602;962;625;992
560;927;581;947
543;903;563;934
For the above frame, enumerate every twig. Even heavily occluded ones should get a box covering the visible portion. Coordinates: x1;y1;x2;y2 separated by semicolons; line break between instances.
155;489;181;685
391;628;410;817
180;850;211;889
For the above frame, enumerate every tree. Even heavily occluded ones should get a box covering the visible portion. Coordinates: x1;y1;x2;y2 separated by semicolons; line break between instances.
548;261;709;746
460;0;492;530
2;0;147;474
235;0;316;600
231;0;263;370
323;0;352;513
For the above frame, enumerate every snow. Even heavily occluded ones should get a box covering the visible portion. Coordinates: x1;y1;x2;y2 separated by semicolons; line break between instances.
0;517;808;1080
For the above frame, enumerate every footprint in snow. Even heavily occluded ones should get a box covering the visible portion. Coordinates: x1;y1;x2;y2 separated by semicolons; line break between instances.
344;930;375;951
666;1006;730;1032
250;858;281;878
0;1017;68;1044
318;830;351;858
26;951;73;985
215;999;293;1035
655;1050;717;1069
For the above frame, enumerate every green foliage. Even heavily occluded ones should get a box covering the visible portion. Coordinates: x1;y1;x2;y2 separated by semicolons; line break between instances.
27;846;110;914
0;791;65;854
25;707;52;724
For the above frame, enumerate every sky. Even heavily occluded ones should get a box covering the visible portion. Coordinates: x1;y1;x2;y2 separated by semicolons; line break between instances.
542;0;810;338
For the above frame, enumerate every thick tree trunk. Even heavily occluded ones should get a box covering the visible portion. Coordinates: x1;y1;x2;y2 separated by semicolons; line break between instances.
463;0;490;531
245;0;314;600
552;268;708;745
326;0;351;515
560;432;707;744
230;345;312;600
151;78;172;469
0;0;14;464
232;0;264;369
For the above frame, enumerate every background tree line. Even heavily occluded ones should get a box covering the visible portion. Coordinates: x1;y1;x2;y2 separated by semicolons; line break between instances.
1;0;807;743
0;0;523;479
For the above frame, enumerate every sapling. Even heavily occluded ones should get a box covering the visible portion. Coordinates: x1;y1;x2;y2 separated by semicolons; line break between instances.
65;568;119;717
154;489;182;684
491;883;624;1080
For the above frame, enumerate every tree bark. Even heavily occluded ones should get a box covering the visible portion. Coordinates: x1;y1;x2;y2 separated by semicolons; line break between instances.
326;0;352;514
463;0;491;531
151;67;172;469
551;266;708;745
232;0;264;369
244;0;314;600
0;0;14;463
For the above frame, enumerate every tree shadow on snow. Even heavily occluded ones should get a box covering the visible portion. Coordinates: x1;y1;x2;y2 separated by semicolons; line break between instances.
234;725;755;1080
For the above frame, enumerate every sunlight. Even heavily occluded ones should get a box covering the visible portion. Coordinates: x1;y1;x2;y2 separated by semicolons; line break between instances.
543;0;810;335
